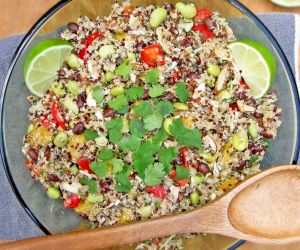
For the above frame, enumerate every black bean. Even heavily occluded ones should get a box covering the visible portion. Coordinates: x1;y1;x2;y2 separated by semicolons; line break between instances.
100;180;111;192
47;174;60;182
28;148;38;163
67;22;79;33
260;131;273;139
164;92;176;102
44;146;51;161
57;68;66;77
194;162;210;174
73;122;85;135
254;112;263;118
141;90;150;100
248;140;255;149
237;91;247;100
76;93;86;109
252;144;265;154
136;41;145;52
103;108;115;118
236;161;247;171
187;72;200;80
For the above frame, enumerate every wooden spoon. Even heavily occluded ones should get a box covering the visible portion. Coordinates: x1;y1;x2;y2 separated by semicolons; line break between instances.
2;165;300;250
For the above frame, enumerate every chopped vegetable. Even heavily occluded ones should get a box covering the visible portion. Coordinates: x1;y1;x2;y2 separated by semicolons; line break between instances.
232;132;248;151
175;2;197;19
53;132;68;148
190;191;200;205
63;194;81;208
140;44;165;67
150;7;168;28
110;86;125;96
47;186;61;199
77;158;93;174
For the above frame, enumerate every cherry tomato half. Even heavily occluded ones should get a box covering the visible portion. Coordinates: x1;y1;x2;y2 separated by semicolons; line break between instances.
77;158;94;174
140;44;165;67
51;102;67;130
194;8;212;24
145;185;167;199
63;194;81;208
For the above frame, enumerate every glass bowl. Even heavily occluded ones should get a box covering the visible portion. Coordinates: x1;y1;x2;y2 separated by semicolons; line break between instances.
1;0;299;249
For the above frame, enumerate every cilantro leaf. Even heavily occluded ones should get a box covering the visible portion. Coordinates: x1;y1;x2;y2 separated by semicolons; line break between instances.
115;61;132;80
144;113;163;131
90;161;109;177
108;94;128;112
97;149;115;160
92;86;104;104
146;69;159;85
152;128;168;145
116;104;130;114
115;172;131;192
119;135;141;152
84;130;99;140
159;147;178;166
155;101;174;116
133;141;160;178
169;119;203;149
105;118;123;144
129;119;147;137
249;156;259;165
79;177;97;194
144;163;166;186
115;165;132;192
111;158;124;174
125;87;144;101
175;82;189;102
149;85;165;98
133;101;155;118
175;165;190;180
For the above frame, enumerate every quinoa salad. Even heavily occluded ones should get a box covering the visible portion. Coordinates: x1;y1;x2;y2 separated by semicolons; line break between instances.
22;1;281;249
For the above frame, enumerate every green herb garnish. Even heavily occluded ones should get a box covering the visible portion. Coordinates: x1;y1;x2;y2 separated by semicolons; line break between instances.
84;129;99;140
175;81;189;102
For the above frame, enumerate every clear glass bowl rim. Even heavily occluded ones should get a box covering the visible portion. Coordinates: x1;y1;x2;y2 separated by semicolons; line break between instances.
0;1;299;249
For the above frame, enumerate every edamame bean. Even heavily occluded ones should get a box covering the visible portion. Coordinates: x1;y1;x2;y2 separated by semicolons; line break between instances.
163;118;173;135
175;2;197;19
99;45;115;59
194;174;205;185
139;205;152;218
190;191;200;205
87;193;104;204
47;186;61;199
248;120;258;139
217;89;231;102
66;54;80;68
173;102;188;111
127;52;136;62
110;86;125;96
70;165;79;174
105;71;114;82
207;63;221;77
67;80;82;96
51;82;66;97
64;97;79;114
199;152;217;163
150;7;168;28
232;132;248;151
54;132;68;148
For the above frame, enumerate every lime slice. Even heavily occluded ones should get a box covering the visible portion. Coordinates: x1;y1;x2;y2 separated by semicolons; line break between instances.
24;38;73;97
228;40;276;99
270;0;300;7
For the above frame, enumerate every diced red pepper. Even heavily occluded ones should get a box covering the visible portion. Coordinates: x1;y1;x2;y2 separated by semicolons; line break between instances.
123;5;134;17
180;147;189;168
63;194;81;208
77;158;94;174
140;44;165;67
40;114;51;129
51;102;67;130
25;160;40;176
230;102;239;111
168;168;176;179
193;24;214;41
145;185;167;199
175;179;189;186
168;168;189;186
239;80;248;88
78;32;104;64
194;8;212;24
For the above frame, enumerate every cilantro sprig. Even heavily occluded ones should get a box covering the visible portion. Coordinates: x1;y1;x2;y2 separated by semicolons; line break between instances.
105;118;123;144
125;87;144;101
79;178;97;194
108;94;129;113
146;69;159;85
144;163;166;186
169;119;203;149
115;61;132;80
175;82;189;103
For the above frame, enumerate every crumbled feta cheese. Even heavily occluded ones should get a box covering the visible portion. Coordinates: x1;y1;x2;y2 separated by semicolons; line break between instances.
86;93;97;107
61;182;82;193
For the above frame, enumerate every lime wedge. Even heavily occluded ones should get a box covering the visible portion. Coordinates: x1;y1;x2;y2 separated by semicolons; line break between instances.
270;0;300;7
228;40;276;99
24;38;73;97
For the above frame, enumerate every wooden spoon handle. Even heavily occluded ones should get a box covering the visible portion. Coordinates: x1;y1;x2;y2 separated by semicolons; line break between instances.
1;212;194;250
